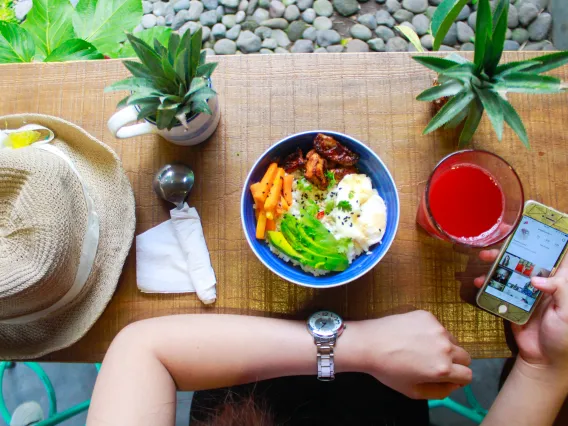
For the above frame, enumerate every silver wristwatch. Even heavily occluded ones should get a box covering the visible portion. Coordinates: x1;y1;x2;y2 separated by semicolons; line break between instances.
307;311;345;382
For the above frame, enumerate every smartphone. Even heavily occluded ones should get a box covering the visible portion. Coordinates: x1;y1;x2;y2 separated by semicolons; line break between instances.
476;200;568;325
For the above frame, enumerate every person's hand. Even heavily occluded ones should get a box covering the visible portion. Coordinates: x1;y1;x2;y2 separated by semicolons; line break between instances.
354;310;472;400
475;250;568;375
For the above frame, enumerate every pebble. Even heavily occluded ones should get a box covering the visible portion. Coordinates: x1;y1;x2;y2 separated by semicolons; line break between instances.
133;24;144;33
212;23;227;38
179;21;199;35
313;0;333;16
313;16;332;30
358;13;378;30
236;30;262;52
456;21;474;43
202;26;212;39
217;6;225;18
393;9;413;23
346;39;369;52
157;16;167;25
291;39;315;52
226;24;242;39
350;23;373;40
260;48;274;53
402;0;427;13
302;8;316;23
297;0;314;10
386;36;408;51
303;26;318;40
223;14;237;27
203;0;219;9
188;0;204;20
270;0;286;17
221;0;239;7
246;0;258;11
288;21;307;40
528;13;551;41
236;11;246;22
15;0;33;20
275;47;290;53
172;10;190;29
410;14;429;36
165;13;174;25
142;14;158;28
508;5;518;28
468;11;476;29
283;0;296;5
285;5;301;20
368;37;385;51
375;10;395;27
327;45;344;52
443;22;457;45
174;0;191;10
259;0;270;8
200;9;218;25
460;42;474;51
420;33;433;49
439;45;456;51
456;4;470;21
153;1;167;16
272;29;292;46
399;21;416;32
518;3;539;26
143;1;153;14
425;5;436;19
262;38;279;48
241;19;259;30
315;47;328;52
204;47;216;55
506;28;512;40
525;41;548;51
261;18;290;28
512;28;529;44
333;0;359;16
316;29;341;46
255;26;273;39
214;38;237;54
504;40;520;51
385;0;400;14
253;8;270;23
375;25;395;41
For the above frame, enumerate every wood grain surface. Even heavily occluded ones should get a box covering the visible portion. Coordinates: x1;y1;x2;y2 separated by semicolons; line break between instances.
1;52;567;362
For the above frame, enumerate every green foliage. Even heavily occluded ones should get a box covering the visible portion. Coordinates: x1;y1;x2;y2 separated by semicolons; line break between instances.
109;27;172;58
413;0;568;148
0;0;16;23
395;25;424;52
431;0;469;51
0;0;142;63
105;29;218;131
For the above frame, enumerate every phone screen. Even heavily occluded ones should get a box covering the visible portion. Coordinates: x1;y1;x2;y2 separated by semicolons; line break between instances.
484;215;568;311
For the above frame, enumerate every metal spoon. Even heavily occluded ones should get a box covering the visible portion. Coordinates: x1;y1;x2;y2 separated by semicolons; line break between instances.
153;163;195;209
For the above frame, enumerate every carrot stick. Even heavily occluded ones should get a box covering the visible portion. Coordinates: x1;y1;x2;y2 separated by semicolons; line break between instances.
266;219;276;231
250;183;264;210
264;168;285;212
283;174;293;205
258;163;278;203
280;195;289;211
256;211;267;239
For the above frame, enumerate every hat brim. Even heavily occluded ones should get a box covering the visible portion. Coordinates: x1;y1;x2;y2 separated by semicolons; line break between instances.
0;114;136;359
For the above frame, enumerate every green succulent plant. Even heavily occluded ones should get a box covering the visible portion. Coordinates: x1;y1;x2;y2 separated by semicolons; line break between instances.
413;0;568;148
0;0;16;23
105;28;217;131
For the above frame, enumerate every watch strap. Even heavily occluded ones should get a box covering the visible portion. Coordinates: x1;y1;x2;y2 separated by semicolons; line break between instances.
316;337;335;381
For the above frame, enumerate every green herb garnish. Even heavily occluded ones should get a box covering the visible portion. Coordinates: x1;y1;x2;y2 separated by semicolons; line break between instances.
337;200;352;212
348;191;354;199
305;199;319;217
297;178;313;192
325;171;337;189
324;200;335;215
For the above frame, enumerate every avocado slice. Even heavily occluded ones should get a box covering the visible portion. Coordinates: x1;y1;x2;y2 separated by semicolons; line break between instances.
280;216;348;271
267;231;326;270
289;213;350;259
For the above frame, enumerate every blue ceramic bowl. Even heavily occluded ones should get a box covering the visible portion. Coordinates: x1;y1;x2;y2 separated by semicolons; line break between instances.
241;131;400;288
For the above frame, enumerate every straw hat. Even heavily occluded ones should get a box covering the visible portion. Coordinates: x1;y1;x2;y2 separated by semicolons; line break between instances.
0;114;135;359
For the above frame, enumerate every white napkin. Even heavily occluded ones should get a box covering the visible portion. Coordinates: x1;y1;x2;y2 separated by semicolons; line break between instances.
136;203;217;304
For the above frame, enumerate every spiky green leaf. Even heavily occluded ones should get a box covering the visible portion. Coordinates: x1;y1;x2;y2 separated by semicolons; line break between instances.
395;25;424;52
495;60;543;77
110;26;172;58
459;99;484;147
416;80;463;101
475;87;504;140
431;0;469;51
495;73;563;94
104;77;158;92
412;56;463;73
191;99;212;115
156;103;179;130
137;104;158;121
423;89;476;134
444;107;468;129
486;0;508;76
189;87;217;105
168;32;180;64
189;27;202;82
439;62;476;81
184;77;208;101
474;0;492;72
196;62;218;79
521;51;568;75
499;96;529;148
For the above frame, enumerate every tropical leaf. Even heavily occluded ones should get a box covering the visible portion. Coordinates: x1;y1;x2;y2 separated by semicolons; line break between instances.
486;0;508;76
73;0;142;55
189;87;216;105
0;21;35;63
521;51;568;75
21;0;75;58
495;73;563;94
104;77;160;92
416;80;463;101
423;90;475;134
475;87;504;140
431;0;469;51
196;62;218;79
156;103;178;130
412;56;464;73
439;62;476;81
473;0;492;72
44;38;104;62
109;27;172;58
499;97;529;148
395;25;424;52
444;106;468;129
459;99;484;147
494;60;542;76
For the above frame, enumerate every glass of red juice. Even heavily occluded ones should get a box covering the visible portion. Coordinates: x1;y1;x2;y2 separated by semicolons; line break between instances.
416;150;524;247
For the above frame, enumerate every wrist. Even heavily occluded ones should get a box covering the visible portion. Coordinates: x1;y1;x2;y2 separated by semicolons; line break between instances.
513;356;568;395
334;321;371;374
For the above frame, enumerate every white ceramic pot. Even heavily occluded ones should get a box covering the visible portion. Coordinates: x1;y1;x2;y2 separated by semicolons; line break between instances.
107;96;220;146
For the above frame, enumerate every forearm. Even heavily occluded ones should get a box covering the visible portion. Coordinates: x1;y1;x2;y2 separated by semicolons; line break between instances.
482;357;568;426
87;314;366;426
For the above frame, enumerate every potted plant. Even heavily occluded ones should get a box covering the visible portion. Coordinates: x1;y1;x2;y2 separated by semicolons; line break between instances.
412;0;568;147
106;28;220;146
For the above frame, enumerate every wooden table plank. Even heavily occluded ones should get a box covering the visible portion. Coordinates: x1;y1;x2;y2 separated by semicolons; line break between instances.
1;53;567;361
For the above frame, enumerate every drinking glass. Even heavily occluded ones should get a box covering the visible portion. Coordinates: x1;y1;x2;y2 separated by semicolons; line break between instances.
416;150;524;248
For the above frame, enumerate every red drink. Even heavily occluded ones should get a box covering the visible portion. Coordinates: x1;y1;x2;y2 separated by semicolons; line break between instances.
428;165;504;239
417;150;524;248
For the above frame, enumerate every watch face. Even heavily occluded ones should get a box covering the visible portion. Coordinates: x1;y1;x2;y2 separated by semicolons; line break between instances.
308;311;343;337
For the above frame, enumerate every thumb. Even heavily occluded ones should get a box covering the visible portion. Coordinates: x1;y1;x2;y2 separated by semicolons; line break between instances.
532;276;568;318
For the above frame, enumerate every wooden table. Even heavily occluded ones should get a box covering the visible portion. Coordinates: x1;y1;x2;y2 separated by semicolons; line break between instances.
1;52;567;362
